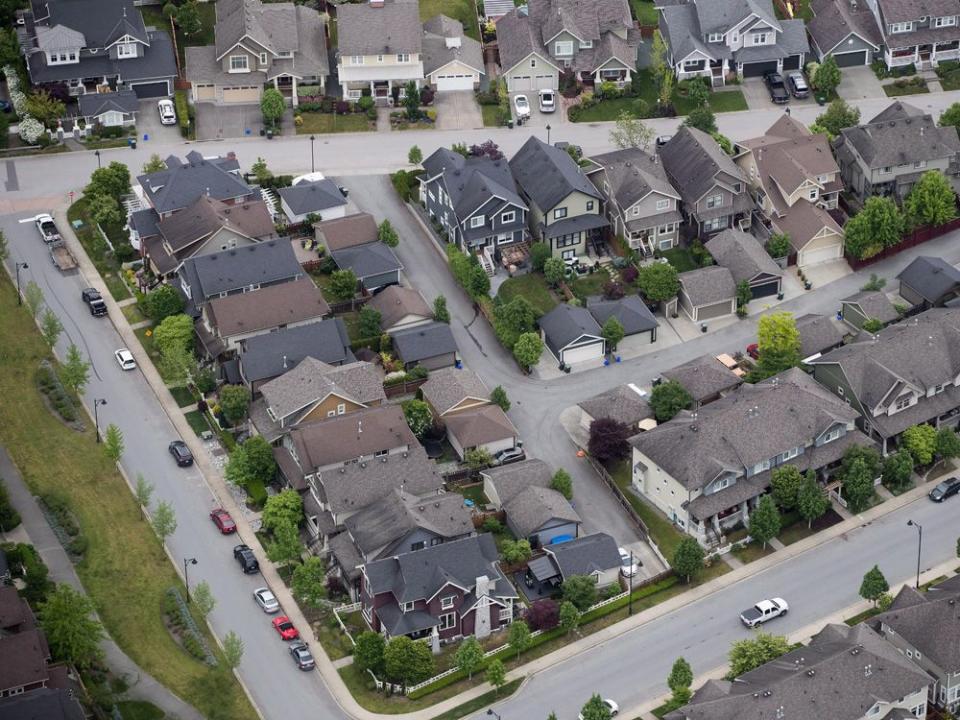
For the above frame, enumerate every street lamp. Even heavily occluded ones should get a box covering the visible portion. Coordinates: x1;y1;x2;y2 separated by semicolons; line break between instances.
15;262;28;306
486;710;501;720
628;548;635;616
93;398;107;443
309;134;316;174
545;123;551;145
183;557;198;602
94;150;101;169
907;519;922;589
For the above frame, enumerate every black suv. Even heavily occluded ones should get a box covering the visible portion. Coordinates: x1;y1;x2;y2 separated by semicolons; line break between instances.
764;72;789;104
929;477;960;502
168;440;194;467
234;544;259;574
81;288;108;317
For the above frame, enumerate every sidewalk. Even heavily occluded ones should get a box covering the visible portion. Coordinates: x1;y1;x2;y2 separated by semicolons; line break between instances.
0;446;203;720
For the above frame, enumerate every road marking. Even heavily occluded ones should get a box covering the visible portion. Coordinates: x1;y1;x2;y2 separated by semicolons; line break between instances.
4;161;18;192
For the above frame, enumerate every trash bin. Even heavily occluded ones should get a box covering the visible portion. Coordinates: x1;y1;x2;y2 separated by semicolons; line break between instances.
128;138;137;149
266;128;274;140
816;93;827;106
507;119;514;129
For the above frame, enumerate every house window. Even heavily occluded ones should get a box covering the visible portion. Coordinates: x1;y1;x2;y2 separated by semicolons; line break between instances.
411;541;425;551
753;32;768;45
377;54;384;63
117;43;137;58
554;207;568;219
336;403;346;415
708;32;723;42
705;194;722;209
401;601;415;612
822;426;842;443
658;223;675;234
913;704;925;718
350;56;364;65
895;394;912;410
278;50;292;58
68;51;77;61
914;160;926;169
259;52;268;65
659;238;673;250
881;166;892;174
632;206;641;216
579;39;594;49
713;476;730;491
683;60;702;70
732;183;742;193
934;384;945;394
554;41;574;56
780;447;800;463
586;200;594;211
703;216;725;232
327;410;336;418
501;210;516;224
430;537;442;546
891;22;914;33
440;596;455;610
531;58;537;68
808;188;818;201
935;15;957;27
752;459;771;475
470;215;485;228
397;53;411;63
498;607;512;621
439;612;457;630
347;89;362;99
656;199;670;211
230;55;249;71
555;233;580;248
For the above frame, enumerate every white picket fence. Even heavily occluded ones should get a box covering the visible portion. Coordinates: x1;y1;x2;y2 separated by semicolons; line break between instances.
333;601;363;646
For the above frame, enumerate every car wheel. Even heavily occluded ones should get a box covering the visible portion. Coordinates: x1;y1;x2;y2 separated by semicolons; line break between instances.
781;608;787;616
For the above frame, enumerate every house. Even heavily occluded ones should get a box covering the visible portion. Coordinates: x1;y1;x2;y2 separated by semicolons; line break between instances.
238;317;353;392
390;321;459;371
420;147;529;257
705;228;782;299
421;368;492;418
136;152;254;218
336;0;424;102
186;0;328;105
540;303;606;366
841;290;900;331
278;177;348;225
795;313;846;360
854;0;960;71
495;0;640;92
0;688;86;720
677;265;737;322
76;89;138;127
897;256;960;309
19;0;176;98
330;241;403;292
584;148;683;255
250;357;384;441
658;0;808;85
665;623;930;720
360;534;517;641
509;137;608;260
368;285;433;332
482;458;553;507
483;0;515;23
631;367;867;545
0;587;35;634
421;15;485;91
734;115;845;269
807;0;882;67
660;353;743;408
659;127;754;236
0;629;51;698
315;213;380;252
525;533;622;590
502;486;580;547
586;295;659;345
577;383;654;432
833;101;960;203
809;307;960;453
444;405;520;460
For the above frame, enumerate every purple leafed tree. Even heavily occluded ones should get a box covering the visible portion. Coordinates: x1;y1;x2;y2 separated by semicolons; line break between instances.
588;417;631;463
469;140;504;160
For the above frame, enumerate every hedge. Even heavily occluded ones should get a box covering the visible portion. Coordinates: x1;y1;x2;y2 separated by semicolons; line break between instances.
174;90;190;138
390;169;424;203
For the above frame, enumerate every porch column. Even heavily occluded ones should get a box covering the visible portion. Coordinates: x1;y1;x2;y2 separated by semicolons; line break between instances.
740;500;749;524
292;77;298;108
273;77;279;90
711;515;721;533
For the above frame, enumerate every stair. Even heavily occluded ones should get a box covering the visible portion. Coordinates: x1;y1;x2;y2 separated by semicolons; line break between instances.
479;247;496;277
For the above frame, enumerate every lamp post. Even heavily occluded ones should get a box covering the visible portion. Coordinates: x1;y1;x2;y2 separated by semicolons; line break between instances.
628;549;635;616
94;150;101;169
15;262;28;305
546;123;551;145
183;557;198;602
486;710;502;720
93;398;107;442
309;135;316;174
907;519;922;589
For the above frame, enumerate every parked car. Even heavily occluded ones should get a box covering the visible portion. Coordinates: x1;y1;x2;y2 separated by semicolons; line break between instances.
618;547;640;578
787;71;809;98
234;544;259;574
764;72;789;104
114;348;137;371
747;343;760;360
0;99;11;113
34;213;61;243
579;699;619;719
288;641;315;670
210;508;237;534
168;440;194;467
538;88;556;113
272;616;300;640
929;477;960;502
492;445;526;466
81;288;108;317
740;598;788;628
254;587;280;613
513;94;531;120
157;98;177;125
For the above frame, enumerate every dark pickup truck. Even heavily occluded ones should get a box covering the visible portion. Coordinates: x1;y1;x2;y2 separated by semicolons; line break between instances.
81;288;108;317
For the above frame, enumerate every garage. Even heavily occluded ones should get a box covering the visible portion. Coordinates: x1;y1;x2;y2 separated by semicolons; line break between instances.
435;73;476;91
781;55;801;70
560;340;605;365
742;60;778;77
222;86;261;103
799;244;842;267
509;74;532;91
193;84;215;102
130;81;170;98
535;73;557;89
697;300;736;321
833;50;868;67
750;278;781;299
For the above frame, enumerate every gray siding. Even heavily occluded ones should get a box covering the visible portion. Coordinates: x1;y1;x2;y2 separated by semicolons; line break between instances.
360;270;400;291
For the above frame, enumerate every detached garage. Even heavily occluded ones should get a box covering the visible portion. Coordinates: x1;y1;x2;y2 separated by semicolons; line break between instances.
705;229;783;300
129;80;171;98
540;304;606;367
678;266;737;322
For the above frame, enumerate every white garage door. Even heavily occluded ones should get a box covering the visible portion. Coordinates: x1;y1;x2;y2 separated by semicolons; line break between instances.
510;74;532;91
193;84;215;101
799;244;842;268
435;73;475;91
562;341;604;365
222;86;261;103
535;73;557;90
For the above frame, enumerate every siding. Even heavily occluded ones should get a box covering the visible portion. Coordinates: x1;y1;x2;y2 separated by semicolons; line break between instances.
299;395;366;424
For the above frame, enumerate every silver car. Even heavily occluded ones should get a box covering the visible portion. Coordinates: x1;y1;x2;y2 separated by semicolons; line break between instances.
253;587;280;613
538;88;556;113
513;94;531;119
787;71;809;98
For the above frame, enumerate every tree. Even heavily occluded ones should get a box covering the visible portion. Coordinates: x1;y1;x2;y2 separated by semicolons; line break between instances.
403;81;422;121
219;384;251;426
940;102;960;131
650;379;693;422
260;87;285;128
291;556;327;609
87;192;124;227
687;77;709;107
513;332;544;370
469;139;504;160
220;630;244;670
192;581;216;618
378;219;399;247
881;450;914;492
384;636;434;689
24;281;44;319
751;311;801;380
860;565;889;605
40;308;63;349
580;693;613;720
329;269;357;300
672;536;705;583
468;263;491;298
902;424;937;466
543;257;566;286
464;447;493;470
433;295;450;323
408;145;423;165
236;436;280;489
486;658;507;694
251;157;272;184
524;598;559;631
559;600;581;634
402;399;433;438
501;538;532;565
748;495;781;549
493;296;537;349
530;243;552;272
861;273;887;292
587;417;630;463
39;584;104;669
813;99;860;139
0;479;21;532
153;314;194;357
904;169;958;228
490;385;511;412
637;262;679;302
134;474;154;514
684;105;717;134
766;233;791;259
358;305;382;339
551;469;573;500
85;162;131;201
601;316;624;352
844;196;905;260
141;284;184;321
840;444;882;481
841;457;875;513
354;631;386;675
142;154;166;174
770;465;803;511
158;346;198;389
668;657;694;706
266;520;302;565
151;500;177;545
650;30;671;103
728;633;791;677
796;472;830;528
175;0;202;35
25;89;65;127
507;620;532;661
735;280;752;309
609;111;654;150
862;318;883;336
813;55;841;95
103;424;124;462
455;636;484;679
261;489;304;533
60;344;90;395
562;575;597;611
937;427;960;460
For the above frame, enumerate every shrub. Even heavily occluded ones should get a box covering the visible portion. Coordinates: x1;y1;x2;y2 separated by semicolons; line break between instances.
19;116;44;144
174;90;190;137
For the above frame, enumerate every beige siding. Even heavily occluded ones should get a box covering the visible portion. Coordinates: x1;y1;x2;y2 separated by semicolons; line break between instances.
543;191;600;226
803;229;843;251
632;447;692;530
301;395;366;424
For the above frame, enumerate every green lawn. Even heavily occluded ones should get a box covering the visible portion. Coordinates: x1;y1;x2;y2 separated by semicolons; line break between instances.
481;104;501;127
168;386;195;409
496;273;558;317
67;200;131;301
133;327;162;367
844;607;881;626
660;247;700;273
115;701;166;720
629;0;659;24
730;541;776;564
884;80;929;97
938;68;960;91
452;483;488;507
183;410;210;437
431;679;524;720
419;0;480;40
121;302;149;326
608;460;686;560
296;113;374;134
141;3;217;66
569;269;611;300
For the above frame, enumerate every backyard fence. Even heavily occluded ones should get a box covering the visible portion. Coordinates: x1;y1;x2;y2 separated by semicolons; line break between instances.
845;217;960;270
327;295;370;314
332;601;363;646
383;377;427;398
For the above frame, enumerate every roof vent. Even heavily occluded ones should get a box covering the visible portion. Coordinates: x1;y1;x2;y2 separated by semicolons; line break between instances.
360;461;367;468
339;467;345;473
807;669;816;677
403;451;409;458
434;501;440;507
419;505;425;511
763;690;772;697
381;457;388;463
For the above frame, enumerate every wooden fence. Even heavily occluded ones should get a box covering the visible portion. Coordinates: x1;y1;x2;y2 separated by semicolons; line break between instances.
845;217;960;270
327;295;370;315
383;377;427;398
442;467;480;486
586;456;651;541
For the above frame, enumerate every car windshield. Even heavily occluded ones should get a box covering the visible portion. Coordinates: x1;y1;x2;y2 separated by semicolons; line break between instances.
516;97;528;107
936;482;950;491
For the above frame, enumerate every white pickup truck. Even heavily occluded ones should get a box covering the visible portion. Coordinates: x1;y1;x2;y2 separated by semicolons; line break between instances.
740;598;789;628
35;213;61;244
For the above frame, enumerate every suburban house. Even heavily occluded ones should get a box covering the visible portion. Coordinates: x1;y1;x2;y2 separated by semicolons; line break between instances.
420;147;529;259
807;0;882;67
659;127;754;236
577;383;654;432
482;458;553;507
665;623;930;720
539;303;606;366
495;0;640;92
249;357;384;441
0;688;85;720
584;148;683;255
390;321;459;371
76;90;139;127
660;353;743;408
705;228;783;299
135;152;254;219
336;0;423;101
833;101;960;203
330;241;403;293
897;255;960;309
278;176;348;225
421;368;493;418
795;313;847;360
677;265;737;322
509;137;608;260
734;115;845;269
185;0;329;105
657;0;808;85
421;15;485;91
195;276;331;359
360;534;517;642
854;0;960;71
586;295;659;345
840;290;900;331
18;0;176;98
631;367;866;545
444;405;520;460
524;533;622;591
809;307;960;453
368;285;433;333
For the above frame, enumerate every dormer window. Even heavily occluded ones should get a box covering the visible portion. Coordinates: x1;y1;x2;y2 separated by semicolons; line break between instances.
501;210;515;224
808;188;818;201
230;54;249;71
47;50;78;65
752;32;768;45
580;40;593;49
935;16;957;27
895;393;912;411
708;32;723;42
397;53;411;63
117;42;137;58
470;215;485;228
278;50;292;58
822;426;842;443
890;22;913;33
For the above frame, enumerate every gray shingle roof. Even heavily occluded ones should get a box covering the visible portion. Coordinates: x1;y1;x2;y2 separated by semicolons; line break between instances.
37;0;147;46
138;152;252;214
877;0;957;25
587;295;659;335
290;404;416;471
420;368;490;416
239;318;352;383
180;240;303;300
421;15;484;75
368;286;432;330
482;458;553;505
706;229;782;285
539;303;603;357
259;357;384;422
278;179;347;216
214;0;300;59
421;148;526;220
546;532;620;579
836;107;960;169
807;0;881;55
659;127;748;207
391;322;458;363
661;354;743;404
578;384;653;427
35;24;85;51
330;242;402;281
337;0;422;56
871;579;960;674
444;405;518;448
505;486;580;539
0;688;85;720
897;256;960;305
509;137;601;212
587;148;680;211
795;313;846;358
77;90;139;117
841;290;899;325
679;265;736;307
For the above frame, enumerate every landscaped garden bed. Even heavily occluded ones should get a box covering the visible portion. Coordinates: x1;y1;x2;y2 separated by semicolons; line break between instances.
883;76;928;96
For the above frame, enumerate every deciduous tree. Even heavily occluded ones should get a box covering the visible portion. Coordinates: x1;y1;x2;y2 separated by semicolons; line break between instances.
748;495;781;549
765;233;791;259
796;472;830;528
261;489;303;533
222;630;244;669
728;633;790;677
134;474;154;515
860;565;889;605
142;154;166;173
402;399;433;438
601;316;624;351
260;87;285;128
609;110;654;150
543;257;566;286
291;556;327;609
940;102;960;131
60;344;90;395
881;450;914;492
153;314;194;356
580;693;612;720
408;145;423;165
551;469;573;500
841;457;875;513
559;600;581;634
225;436;277;490
151;500;177;545
667;657;694;706
493;296;537;349
751;311;801;380
902;423;937;466
25;89;65;127
770;465;803;510
637;262;679;302
588;417;631;463
843;196;904;260
141;284;184;321
672;536;705;583
85;161;131;201
501;539;532;565
354;631;386;675
649;379;693;422
904;169;957;228
192;581;216;618
378;219;399;247
513;332;544;370
530;243;551;272
507;620;532;661
384;636;434;689
86;193;124;227
813;55;841;95
936;427;960;460
175;0;203;35
433;294;450;323
39;584;104;669
24;281;44;318
684;105;716;134
219;384;251;425
40;308;63;349
455;636;484;679
103;424;124;462
486;658;507;694
490;385;511;411
266;520;302;566
358;305;382;339
329;269;358;300
524;599;559;631
562;575;597;611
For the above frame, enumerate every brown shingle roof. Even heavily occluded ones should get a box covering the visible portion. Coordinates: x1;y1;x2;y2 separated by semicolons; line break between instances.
315;213;379;252
290;404;417;470
0;629;49;693
157;196;276;253
367;285;432;329
444;404;518;449
259;357;384;422
205;277;330;338
420;367;490;416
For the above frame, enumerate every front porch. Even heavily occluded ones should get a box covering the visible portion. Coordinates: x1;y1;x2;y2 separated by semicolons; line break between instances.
886;41;960;70
341;78;420;104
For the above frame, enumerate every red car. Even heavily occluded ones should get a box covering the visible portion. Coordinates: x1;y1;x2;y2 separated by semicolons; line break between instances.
747;343;760;360
210;508;237;534
272;616;299;640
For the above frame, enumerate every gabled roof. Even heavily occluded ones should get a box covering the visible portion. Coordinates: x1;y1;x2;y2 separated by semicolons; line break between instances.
841;290;899;325
504;485;580;538
876;0;957;25
391;322;458;363
693;0;781;36
77;89;139;117
539;303;603;355
337;0;422;56
0;587;32;631
206;276;330;338
586;147;680;210
659;126;748;205
705;229;782;284
239;318;351;383
546;532;620;578
259;357;384;421
678;265;736;307
0;628;49;693
368;286;432;329
578;384;653;426
316;213;380;252
495;6;559;73
510;136;601;212
36;0;147;48
157;196;275;253
444;404;518;448
795;313;846;359
422;148;527;221
422;15;485;75
586;295;659;335
807;0;881;55
330;242;403;281
482;458;553;504
870;100;927;124
871;578;960;673
180;239;303;300
138;151;252;214
214;0;298;60
661;353;743;404
420;367;490;416
897;256;960;304
278;178;348;216
35;24;85;51
836;104;960;169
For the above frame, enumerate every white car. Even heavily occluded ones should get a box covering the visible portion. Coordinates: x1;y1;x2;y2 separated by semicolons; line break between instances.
254;587;280;613
579;699;619;719
740;597;789;628
157;98;176;125
618;547;640;578
114;348;136;371
538;88;556;113
513;94;531;119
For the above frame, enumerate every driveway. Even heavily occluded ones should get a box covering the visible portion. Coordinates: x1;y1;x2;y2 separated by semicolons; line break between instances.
136;99;182;145
836;65;886;101
195;102;264;141
510;90;561;128
434;91;483;131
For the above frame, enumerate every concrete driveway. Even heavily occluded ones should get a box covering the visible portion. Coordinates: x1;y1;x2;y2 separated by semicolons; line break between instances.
510;90;561;128
136;98;181;145
837;64;886;101
741;76;818;112
434;91;483;130
195;102;263;141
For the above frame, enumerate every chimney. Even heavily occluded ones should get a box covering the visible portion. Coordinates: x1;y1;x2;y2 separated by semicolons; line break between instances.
475;575;491;598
